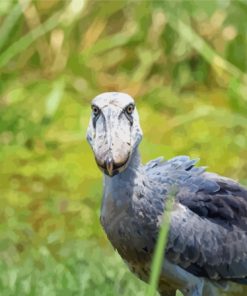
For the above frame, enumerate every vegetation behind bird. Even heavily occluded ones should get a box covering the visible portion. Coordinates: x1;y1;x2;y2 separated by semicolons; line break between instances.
0;0;246;295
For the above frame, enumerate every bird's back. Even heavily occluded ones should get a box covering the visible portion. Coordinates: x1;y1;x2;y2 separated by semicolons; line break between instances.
145;156;247;285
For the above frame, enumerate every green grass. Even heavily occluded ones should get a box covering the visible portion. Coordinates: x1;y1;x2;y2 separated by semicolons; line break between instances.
0;241;148;296
146;188;177;296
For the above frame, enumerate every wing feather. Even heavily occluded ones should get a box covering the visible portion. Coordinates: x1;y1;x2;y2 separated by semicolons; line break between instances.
145;155;247;281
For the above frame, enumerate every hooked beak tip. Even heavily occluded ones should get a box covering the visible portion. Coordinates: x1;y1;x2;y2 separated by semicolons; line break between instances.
106;157;114;176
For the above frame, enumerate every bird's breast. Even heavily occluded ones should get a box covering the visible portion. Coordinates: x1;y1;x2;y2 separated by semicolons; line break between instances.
100;192;156;265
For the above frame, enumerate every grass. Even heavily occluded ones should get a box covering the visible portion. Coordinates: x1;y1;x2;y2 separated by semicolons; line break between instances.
0;241;148;296
146;187;177;296
0;7;63;68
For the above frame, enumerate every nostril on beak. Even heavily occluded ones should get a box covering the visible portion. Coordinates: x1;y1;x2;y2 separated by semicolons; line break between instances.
106;157;114;176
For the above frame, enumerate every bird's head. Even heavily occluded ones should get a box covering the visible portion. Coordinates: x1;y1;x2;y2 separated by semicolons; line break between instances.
87;92;143;177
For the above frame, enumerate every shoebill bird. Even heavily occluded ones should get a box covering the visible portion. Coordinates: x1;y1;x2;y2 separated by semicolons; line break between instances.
86;92;247;296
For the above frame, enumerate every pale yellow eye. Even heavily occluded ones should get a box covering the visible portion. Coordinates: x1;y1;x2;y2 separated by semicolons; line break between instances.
126;104;135;115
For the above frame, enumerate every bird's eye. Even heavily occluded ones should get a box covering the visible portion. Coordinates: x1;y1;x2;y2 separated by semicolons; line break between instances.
92;105;100;116
125;104;135;115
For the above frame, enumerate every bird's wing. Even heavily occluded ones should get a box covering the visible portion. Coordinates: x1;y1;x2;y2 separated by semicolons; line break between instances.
145;156;247;282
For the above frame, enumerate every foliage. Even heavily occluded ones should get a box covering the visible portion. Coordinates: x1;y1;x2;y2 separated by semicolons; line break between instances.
146;187;177;296
0;241;148;296
0;0;246;295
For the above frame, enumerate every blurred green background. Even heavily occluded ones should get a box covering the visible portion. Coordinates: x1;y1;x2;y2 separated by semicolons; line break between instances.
0;0;247;295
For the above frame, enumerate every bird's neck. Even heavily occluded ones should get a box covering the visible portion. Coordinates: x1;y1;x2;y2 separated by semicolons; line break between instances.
103;148;142;201
101;148;144;231
122;148;142;175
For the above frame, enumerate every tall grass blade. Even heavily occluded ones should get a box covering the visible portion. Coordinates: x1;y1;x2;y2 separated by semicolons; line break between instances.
166;13;247;100
0;1;30;52
146;187;177;296
45;79;65;118
81;32;134;59
0;9;62;68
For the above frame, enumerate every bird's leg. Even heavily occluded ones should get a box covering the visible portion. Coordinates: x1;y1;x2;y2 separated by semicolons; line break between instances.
160;260;205;296
183;279;229;296
180;282;204;296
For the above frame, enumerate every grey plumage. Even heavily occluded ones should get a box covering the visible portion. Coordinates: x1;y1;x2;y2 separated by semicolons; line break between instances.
87;92;247;296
